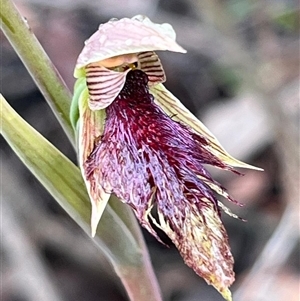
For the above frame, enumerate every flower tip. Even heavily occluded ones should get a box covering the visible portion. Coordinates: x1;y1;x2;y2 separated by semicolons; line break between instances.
90;208;100;237
238;161;263;171
221;288;233;301
90;224;97;238
222;155;263;171
253;165;264;172
90;192;111;237
90;205;103;237
174;45;187;54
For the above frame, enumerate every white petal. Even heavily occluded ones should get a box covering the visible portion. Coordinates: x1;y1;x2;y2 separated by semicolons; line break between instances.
76;16;186;69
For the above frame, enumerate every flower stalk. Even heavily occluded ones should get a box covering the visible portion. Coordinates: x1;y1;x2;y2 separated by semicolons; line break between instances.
0;0;74;144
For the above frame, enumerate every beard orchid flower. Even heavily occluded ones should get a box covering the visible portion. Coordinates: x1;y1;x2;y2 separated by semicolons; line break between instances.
70;15;261;301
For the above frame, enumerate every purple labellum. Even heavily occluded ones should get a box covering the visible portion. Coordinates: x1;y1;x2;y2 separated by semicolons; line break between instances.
74;16;262;301
83;68;242;298
85;69;228;220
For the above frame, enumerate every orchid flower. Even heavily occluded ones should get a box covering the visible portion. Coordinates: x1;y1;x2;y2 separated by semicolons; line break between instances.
70;15;261;301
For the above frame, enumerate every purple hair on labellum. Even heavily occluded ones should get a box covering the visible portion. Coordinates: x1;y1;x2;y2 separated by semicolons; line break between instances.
74;16;262;301
84;70;238;294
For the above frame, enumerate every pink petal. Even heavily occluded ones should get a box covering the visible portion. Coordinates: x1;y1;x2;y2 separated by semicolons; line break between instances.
76;15;186;69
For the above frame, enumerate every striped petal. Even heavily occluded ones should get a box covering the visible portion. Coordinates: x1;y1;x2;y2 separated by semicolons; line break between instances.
85;63;130;110
150;83;263;170
76;84;111;236
137;51;166;85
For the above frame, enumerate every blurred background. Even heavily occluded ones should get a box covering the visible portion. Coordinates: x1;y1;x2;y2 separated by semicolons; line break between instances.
1;0;299;300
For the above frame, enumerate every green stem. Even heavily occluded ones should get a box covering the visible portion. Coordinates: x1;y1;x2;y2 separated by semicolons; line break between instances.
0;0;74;145
109;198;163;301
